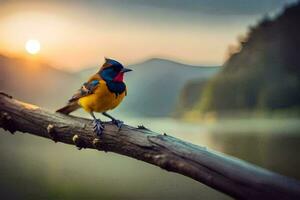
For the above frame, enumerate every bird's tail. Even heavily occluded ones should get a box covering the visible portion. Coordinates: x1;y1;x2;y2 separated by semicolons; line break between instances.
56;102;80;115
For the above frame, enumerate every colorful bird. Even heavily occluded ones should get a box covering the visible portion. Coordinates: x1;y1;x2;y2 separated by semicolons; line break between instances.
56;58;132;135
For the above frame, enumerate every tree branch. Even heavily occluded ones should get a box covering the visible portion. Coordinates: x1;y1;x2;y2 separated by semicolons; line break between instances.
0;92;300;200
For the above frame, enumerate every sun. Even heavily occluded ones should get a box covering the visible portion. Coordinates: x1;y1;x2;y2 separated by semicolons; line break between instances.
25;39;41;55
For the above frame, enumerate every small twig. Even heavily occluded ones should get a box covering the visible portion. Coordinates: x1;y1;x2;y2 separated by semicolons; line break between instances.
137;125;150;130
0;92;12;99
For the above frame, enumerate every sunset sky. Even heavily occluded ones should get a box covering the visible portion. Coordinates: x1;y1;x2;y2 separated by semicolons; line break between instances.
0;0;296;71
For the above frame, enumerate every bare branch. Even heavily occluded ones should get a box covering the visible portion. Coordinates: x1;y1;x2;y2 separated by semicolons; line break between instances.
0;92;299;200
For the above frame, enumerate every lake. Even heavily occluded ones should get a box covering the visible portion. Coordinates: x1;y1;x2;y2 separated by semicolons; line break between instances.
0;117;299;200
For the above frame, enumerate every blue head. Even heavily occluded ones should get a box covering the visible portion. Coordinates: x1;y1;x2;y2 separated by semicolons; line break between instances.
99;58;132;82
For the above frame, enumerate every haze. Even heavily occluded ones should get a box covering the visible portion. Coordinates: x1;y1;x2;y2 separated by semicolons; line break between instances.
0;0;295;71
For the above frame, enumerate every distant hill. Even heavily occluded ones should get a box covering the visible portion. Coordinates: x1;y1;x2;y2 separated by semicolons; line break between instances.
173;78;210;117
0;55;77;109
183;2;300;115
78;58;220;117
0;55;219;117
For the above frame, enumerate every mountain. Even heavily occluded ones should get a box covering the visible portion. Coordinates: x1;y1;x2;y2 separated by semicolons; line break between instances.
0;55;77;109
78;58;220;117
183;2;300;115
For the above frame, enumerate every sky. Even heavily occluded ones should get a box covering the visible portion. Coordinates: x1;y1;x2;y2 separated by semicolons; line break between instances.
0;0;296;71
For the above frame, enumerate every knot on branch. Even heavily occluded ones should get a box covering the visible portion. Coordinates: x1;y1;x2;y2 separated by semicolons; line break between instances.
92;138;109;152
0;111;17;134
72;134;87;150
92;138;100;149
47;124;58;142
152;154;173;171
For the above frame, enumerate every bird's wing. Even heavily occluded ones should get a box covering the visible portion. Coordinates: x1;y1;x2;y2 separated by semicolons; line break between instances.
68;79;100;102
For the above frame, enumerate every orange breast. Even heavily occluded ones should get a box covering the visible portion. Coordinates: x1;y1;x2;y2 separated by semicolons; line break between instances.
78;80;126;113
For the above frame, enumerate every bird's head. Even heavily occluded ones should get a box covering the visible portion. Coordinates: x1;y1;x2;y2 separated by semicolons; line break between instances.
99;58;132;82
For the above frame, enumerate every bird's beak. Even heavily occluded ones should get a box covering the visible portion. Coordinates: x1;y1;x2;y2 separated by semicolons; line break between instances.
121;67;133;73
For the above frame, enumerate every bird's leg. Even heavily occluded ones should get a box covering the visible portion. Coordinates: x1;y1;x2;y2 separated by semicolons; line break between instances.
90;112;104;136
102;112;123;128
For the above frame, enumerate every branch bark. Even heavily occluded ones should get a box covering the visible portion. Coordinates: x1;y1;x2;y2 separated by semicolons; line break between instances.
0;92;300;200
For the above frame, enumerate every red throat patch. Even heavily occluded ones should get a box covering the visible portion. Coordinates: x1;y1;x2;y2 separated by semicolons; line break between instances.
113;72;124;82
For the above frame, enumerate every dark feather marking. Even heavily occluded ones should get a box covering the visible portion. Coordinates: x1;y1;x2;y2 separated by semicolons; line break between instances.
69;80;99;102
106;81;126;96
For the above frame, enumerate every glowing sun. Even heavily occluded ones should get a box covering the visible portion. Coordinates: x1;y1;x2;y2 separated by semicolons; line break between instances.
25;39;40;54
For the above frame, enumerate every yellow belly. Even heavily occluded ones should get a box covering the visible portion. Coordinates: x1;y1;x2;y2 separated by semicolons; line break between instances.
78;80;126;113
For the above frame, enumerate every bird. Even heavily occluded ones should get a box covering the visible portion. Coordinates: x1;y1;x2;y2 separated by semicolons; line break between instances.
56;58;132;136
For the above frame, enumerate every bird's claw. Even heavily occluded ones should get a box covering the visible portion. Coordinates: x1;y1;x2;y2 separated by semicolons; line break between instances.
112;119;123;129
93;119;104;136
